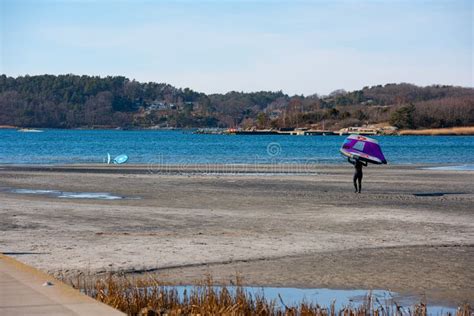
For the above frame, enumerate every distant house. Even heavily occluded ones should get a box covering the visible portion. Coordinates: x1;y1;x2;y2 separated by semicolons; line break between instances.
146;101;172;112
269;110;282;120
360;99;375;105
143;101;175;115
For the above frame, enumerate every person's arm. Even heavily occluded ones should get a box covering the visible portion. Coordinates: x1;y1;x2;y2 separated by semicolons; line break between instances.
348;157;355;165
362;161;368;167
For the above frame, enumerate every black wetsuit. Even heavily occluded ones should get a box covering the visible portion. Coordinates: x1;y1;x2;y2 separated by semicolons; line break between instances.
348;158;367;193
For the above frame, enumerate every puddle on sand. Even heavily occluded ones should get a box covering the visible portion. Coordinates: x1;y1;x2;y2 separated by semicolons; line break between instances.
155;286;456;315
58;192;123;200
413;192;465;197
422;165;474;171
13;189;60;195
11;188;133;200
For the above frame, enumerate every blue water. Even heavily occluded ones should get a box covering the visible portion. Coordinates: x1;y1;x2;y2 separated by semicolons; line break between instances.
161;286;456;315
0;129;473;165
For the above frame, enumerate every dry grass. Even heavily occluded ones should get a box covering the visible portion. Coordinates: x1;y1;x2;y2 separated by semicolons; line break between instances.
70;275;472;316
399;126;474;135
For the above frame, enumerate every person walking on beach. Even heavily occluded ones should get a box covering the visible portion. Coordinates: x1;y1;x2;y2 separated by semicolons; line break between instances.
348;157;367;193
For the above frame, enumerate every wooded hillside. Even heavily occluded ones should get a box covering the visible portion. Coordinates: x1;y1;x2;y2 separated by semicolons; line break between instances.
1;74;472;129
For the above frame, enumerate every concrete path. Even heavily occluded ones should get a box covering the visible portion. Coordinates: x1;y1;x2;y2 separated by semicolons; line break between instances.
0;254;124;316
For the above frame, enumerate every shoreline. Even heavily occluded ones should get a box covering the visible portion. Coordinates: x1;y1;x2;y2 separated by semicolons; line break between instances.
400;126;474;136
0;163;473;176
2;125;474;135
1;161;474;167
1;164;473;306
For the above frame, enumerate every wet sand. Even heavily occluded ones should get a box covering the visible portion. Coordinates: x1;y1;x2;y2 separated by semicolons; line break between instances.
0;164;473;306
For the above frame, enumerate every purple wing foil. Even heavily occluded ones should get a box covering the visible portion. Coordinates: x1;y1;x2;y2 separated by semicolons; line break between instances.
340;135;387;164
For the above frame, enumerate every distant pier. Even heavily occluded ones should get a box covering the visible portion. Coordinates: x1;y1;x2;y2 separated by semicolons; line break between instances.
194;127;386;136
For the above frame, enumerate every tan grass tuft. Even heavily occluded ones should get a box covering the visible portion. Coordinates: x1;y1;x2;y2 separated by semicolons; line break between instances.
71;274;472;316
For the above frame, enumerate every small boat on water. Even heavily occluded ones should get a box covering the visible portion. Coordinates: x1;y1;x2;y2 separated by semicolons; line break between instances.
17;128;44;133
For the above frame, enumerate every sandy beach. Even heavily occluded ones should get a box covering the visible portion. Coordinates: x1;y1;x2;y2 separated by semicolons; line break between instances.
0;164;473;306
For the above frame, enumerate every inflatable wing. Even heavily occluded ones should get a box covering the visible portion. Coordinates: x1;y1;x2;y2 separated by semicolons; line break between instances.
113;154;129;164
340;135;387;164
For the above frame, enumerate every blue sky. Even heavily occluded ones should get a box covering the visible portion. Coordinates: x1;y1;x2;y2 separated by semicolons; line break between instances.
1;0;472;95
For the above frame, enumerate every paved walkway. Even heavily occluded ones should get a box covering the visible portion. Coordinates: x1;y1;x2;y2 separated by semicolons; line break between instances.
0;254;124;315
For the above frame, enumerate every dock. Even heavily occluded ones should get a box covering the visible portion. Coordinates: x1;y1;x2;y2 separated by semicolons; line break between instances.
0;254;123;316
194;127;388;136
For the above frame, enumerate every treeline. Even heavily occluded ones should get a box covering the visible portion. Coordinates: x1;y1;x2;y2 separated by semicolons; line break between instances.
0;74;473;129
0;74;209;128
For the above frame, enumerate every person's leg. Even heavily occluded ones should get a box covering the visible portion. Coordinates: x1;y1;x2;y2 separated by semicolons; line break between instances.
353;172;358;193
358;173;363;193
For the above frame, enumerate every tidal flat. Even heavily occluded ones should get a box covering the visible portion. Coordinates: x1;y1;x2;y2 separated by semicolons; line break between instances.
0;164;473;307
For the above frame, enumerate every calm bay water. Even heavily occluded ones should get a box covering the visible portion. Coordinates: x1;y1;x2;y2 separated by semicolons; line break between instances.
0;129;473;165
